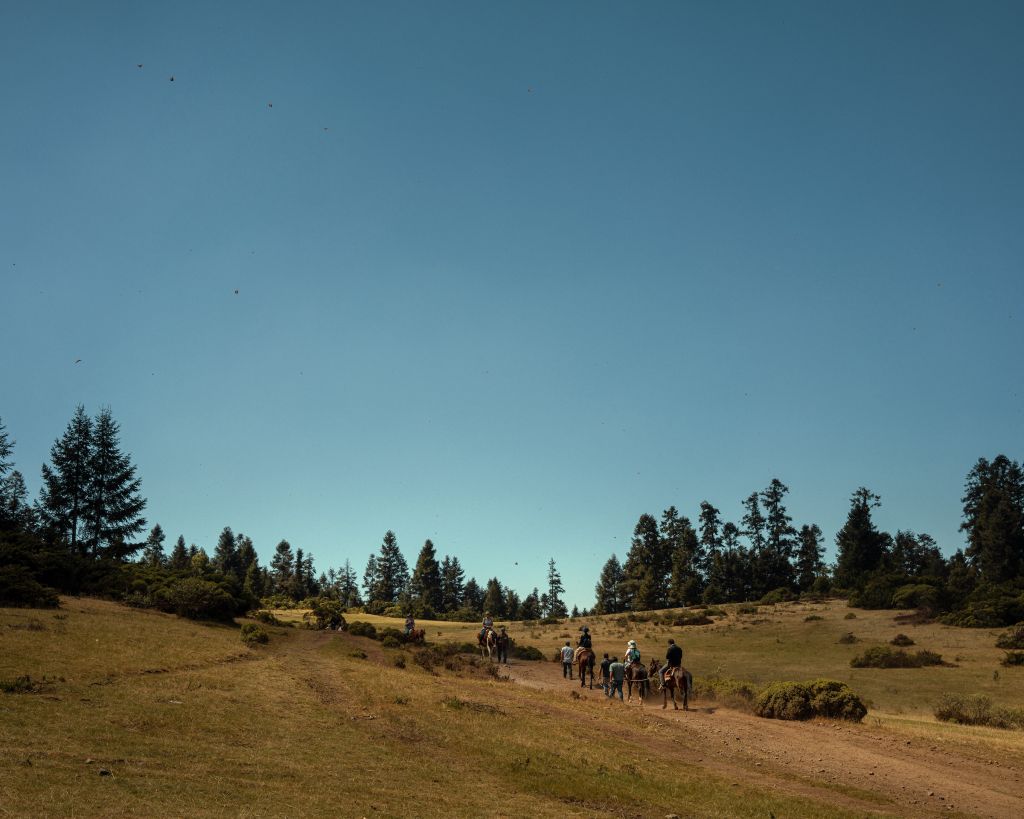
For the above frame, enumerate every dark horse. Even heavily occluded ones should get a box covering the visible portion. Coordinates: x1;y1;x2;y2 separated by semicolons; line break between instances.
576;647;595;689
406;628;426;645
625;661;648;704
648;659;691;711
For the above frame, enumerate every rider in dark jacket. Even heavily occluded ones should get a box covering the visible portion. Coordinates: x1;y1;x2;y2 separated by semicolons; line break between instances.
577;626;593;650
658;639;683;689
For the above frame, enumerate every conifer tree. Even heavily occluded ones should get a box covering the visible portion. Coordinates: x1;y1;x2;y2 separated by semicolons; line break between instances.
169;535;189;570
621;513;664;610
337;559;362;607
440;554;465;612
594;553;625;614
363;553;379;603
1;470;34;533
271;540;295;593
483;577;506;617
795;524;825;591
38;405;93;554
83;407;146;559
142;524;166;567
409;539;443;613
663;507;703;607
834;488;887;589
213;526;240;577
462;577;484;613
544;558;568;618
504;587;521;620
759;479;798;591
372;530;409;603
519;587;541;620
0;417;13;481
961;455;1024;583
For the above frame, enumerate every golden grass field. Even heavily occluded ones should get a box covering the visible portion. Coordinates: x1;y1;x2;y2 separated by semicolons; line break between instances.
2;597;1023;817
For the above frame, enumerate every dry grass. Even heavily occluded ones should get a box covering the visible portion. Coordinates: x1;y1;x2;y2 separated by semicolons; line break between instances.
1;598;861;818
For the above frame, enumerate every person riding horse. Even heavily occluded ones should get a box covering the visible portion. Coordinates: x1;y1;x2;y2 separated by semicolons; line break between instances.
573;625;593;664
479;612;494;641
657;638;683;690
624;639;641;667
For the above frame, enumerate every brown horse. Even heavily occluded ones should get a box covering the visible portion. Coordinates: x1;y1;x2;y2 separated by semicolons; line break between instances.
407;628;426;644
576;648;595;689
478;627;498;660
648;659;691;711
625;661;648;704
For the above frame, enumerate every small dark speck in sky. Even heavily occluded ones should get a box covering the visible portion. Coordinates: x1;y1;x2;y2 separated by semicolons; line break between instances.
234;289;239;294
136;64;142;68
268;102;273;108
74;359;81;364
169;76;174;82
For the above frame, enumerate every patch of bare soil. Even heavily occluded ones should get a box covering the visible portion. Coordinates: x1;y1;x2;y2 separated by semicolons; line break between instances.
505;660;1024;818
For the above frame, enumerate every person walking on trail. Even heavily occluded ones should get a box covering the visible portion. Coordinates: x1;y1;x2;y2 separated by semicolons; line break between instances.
561;642;574;679
657;638;683;690
608;658;626;700
599;652;612;694
497;626;510;664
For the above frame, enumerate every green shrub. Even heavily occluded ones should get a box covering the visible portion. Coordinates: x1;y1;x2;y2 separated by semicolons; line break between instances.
393;655;406;668
240;623;268;645
934;694;1024;729
348;650;367;659
0;565;60;608
153;578;236;621
702;607;727;618
693;676;759;708
540;616;561;625
890;633;915;646
347;621;377;639
381;636;401;648
941;595;1024;629
754;679;865;722
837;632;857;644
1001;651;1024;667
672;614;713;627
891;583;940;611
0;675;43;694
511;644;545;661
803;615;824;622
250;609;285;626
379;627;404;642
736;604;758;615
303;597;346;631
844;612;857;620
850;646;945;668
759;588;795;605
995;624;1024;650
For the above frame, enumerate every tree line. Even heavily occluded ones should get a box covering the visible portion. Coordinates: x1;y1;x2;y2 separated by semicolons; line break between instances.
0;408;568;621
594;463;1024;628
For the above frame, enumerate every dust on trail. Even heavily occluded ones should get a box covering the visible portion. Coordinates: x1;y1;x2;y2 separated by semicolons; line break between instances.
504;659;1024;819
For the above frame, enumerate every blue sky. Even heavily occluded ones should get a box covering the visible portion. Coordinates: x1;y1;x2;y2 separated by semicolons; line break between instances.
2;1;1022;609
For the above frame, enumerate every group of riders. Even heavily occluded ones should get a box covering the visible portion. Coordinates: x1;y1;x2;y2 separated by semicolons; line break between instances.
561;625;685;701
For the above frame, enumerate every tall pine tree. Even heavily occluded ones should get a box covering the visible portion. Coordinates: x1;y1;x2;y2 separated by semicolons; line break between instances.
83;407;146;559
38;405;93;554
961;455;1024;584
409;539;443;614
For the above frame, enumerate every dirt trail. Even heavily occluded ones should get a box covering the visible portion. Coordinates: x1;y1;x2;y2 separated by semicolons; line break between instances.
506;660;1024;818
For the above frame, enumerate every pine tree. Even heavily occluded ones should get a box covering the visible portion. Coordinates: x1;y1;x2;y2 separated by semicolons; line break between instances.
142;524;166;567
0;417;13;481
483;577;506;618
236;534;257;578
337;559;362;607
663;507;703;607
759;479;798;591
409;539;443;613
961;455;1024;584
741;492;766;554
462;577;484;613
594;554;625;614
169;535;189;570
621;513;665;610
38;405;93;554
795;524;825;591
363;553;380;603
519;587;541;620
440;555;465;612
83;407;146;559
271;540;295;593
213;526;240;577
834;488;888;589
544;558;567;618
1;470;34;533
372;531;409;604
504;587;521;620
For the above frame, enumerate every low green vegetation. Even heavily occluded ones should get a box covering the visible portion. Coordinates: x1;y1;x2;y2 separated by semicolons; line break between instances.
755;679;867;722
240;623;268;645
850;646;944;668
934;694;1024;730
996;623;1024;650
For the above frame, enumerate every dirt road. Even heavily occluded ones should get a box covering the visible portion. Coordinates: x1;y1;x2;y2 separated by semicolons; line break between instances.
505;660;1024;818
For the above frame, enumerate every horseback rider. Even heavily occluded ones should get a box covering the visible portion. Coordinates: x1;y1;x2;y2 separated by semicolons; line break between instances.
404;614;415;637
574;625;593;663
479;611;494;641
658;638;683;690
624;639;641;667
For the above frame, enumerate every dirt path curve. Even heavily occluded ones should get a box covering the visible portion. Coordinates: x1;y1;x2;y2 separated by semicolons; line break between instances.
505;660;1024;818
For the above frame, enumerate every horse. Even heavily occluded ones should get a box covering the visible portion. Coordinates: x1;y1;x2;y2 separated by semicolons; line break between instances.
648;659;691;711
406;628;426;645
575;647;595;689
478;627;498;660
625;661;648;704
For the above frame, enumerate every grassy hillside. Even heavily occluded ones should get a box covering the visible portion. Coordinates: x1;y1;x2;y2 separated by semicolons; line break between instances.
1;598;855;818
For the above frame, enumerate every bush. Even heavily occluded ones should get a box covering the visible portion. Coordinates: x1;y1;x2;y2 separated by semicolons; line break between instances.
347;621;378;639
303;597;347;631
754;679;865;722
0;675;44;694
890;633;915;647
379;627;405;642
891;583;940;612
693;676;759;708
381;636;401;648
672;614;713;627
934;694;1024;729
843;612;857;620
702;607;727;618
803;615;824;622
941;594;1024;629
153;578;237;621
850;646;945;668
837;632;857;644
995;624;1024;650
240;623;268;645
0;565;60;608
736;604;759;615
250;609;285;626
759;588;795;605
393;655;406;668
511;644;545;661
1001;651;1024;667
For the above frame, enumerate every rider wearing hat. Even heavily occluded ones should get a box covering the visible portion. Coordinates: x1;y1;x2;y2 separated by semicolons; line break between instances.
479;611;494;641
574;625;593;663
624;639;641;666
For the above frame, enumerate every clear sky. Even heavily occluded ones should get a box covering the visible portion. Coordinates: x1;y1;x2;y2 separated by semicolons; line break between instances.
2;1;1022;609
